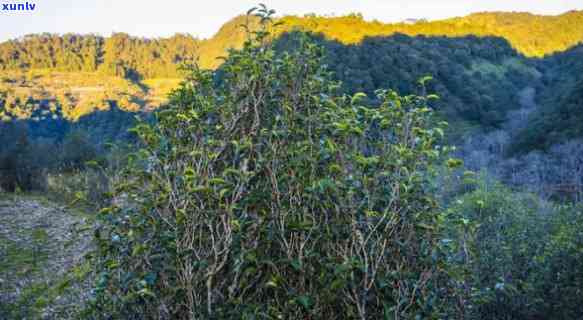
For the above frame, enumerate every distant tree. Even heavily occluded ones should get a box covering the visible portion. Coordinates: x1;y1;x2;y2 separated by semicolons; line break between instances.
60;130;97;171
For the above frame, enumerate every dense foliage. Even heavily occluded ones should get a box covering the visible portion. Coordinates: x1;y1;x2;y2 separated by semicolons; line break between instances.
510;44;583;154
444;180;583;319
292;33;538;130
89;11;461;319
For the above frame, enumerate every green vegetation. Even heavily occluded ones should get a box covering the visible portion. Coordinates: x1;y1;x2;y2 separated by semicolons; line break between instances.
510;45;583;154
0;9;581;141
1;5;583;320
0;33;199;77
301;33;538;130
444;180;583;318
0;229;52;319
0;232;48;275
79;8;583;319
88;10;461;319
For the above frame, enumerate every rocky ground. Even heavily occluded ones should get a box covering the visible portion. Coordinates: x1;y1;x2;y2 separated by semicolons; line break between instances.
0;195;93;319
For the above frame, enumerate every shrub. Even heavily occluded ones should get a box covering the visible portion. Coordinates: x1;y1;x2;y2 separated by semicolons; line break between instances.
445;179;583;319
529;204;583;318
89;7;457;319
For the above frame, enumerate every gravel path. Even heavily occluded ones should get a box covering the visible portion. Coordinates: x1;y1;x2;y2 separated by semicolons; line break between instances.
0;196;93;319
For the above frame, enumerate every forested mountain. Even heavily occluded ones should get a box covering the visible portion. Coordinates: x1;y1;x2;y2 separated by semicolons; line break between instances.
295;33;538;131
1;33;537;134
1;10;582;124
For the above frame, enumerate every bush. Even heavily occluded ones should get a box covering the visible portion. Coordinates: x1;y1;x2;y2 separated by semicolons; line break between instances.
88;7;459;319
445;179;583;319
530;204;583;318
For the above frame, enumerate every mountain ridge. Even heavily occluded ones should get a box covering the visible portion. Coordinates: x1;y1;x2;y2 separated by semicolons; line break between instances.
0;10;583;72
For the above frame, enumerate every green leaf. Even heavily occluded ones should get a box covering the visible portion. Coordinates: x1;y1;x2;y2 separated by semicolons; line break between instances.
184;168;196;178
446;158;463;169
297;295;313;310
291;259;302;271
418;75;433;86
209;178;226;185
137;288;156;299
351;92;367;105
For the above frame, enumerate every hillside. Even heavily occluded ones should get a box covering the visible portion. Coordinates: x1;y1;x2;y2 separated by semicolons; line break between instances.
279;11;583;58
2;10;583;72
299;33;539;130
1;11;582;122
510;44;583;153
0;70;180;121
1;10;583;151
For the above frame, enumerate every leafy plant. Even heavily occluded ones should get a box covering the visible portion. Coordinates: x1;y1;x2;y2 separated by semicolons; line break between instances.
88;6;458;319
444;178;583;319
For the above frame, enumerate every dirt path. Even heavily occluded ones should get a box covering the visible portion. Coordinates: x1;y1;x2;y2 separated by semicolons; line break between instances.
0;196;93;319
